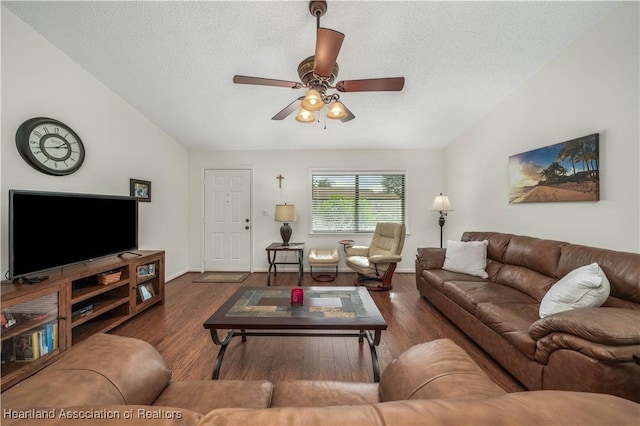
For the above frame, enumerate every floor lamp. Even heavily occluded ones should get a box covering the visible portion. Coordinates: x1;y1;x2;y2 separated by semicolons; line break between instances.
429;193;453;248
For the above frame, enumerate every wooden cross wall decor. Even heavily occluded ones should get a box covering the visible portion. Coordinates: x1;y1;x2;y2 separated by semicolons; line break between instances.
276;174;284;188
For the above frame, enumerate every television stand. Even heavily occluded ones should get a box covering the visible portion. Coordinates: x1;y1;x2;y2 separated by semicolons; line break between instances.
1;250;165;391
16;275;49;284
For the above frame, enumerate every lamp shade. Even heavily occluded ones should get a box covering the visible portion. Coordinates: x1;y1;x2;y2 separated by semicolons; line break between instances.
301;89;324;111
295;107;315;123
429;193;453;212
326;101;348;120
274;204;296;222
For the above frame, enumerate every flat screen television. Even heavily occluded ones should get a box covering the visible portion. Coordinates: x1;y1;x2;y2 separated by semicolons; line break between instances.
9;190;138;280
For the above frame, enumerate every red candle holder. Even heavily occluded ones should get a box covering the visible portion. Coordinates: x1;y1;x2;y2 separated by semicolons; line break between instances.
291;288;304;306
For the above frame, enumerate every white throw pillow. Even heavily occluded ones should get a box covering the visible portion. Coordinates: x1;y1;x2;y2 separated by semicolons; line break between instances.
442;240;489;278
539;263;610;318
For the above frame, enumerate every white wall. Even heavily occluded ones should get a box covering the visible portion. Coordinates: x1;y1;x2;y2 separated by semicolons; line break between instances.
444;2;639;252
1;7;190;280
188;149;445;273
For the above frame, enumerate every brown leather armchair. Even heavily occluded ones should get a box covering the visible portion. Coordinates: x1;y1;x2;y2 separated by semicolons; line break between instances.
345;223;406;291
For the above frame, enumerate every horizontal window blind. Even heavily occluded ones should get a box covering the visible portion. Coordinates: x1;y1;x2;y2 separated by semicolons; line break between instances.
311;172;405;233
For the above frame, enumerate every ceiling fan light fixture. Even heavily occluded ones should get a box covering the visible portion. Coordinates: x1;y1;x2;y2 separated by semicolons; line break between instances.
232;1;405;123
326;100;347;119
301;89;324;111
295;107;316;123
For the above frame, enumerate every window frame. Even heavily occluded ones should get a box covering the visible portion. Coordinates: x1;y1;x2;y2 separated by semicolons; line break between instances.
309;169;407;235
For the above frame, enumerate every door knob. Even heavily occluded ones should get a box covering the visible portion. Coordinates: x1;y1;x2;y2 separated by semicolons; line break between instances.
245;226;250;230
245;218;250;223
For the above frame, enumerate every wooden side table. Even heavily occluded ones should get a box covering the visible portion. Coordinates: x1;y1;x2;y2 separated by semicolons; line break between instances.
265;243;305;286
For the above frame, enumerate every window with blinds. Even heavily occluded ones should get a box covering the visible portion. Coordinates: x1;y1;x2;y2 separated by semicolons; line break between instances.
311;172;406;233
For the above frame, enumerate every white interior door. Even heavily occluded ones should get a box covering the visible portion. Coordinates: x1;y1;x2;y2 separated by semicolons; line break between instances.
203;169;251;271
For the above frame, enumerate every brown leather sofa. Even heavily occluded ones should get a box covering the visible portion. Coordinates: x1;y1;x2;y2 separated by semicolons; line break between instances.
416;231;640;403
2;333;639;425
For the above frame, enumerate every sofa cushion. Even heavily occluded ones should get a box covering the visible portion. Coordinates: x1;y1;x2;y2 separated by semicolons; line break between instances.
199;404;382;426
270;381;379;407
441;281;538;315
475;303;540;360
539;263;610;318
558;244;640;303
462;231;513;263
379;339;505;401
421;269;486;291
443;240;489;278
502;235;564;278
496;264;557;301
153;380;273;413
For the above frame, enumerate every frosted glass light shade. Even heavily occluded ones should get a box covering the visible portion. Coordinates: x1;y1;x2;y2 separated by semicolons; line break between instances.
295;107;315;123
274;204;296;222
301;89;324;111
326;101;347;119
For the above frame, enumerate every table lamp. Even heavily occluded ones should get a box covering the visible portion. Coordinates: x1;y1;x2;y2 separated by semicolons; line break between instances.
274;204;296;246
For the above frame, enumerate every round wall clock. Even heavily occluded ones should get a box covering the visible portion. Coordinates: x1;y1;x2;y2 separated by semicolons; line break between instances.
15;117;86;176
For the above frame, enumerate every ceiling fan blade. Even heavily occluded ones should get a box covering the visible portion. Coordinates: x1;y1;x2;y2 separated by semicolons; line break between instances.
233;75;302;89
341;104;356;123
272;97;304;120
313;28;345;77
335;77;405;92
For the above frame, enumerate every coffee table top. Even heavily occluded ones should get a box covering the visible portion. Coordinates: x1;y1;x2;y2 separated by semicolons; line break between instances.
204;286;387;331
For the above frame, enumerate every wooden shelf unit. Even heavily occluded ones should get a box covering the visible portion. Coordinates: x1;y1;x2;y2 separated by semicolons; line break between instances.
1;250;164;391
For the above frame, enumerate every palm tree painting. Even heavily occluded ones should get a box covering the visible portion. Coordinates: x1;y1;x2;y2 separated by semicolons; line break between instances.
509;134;599;203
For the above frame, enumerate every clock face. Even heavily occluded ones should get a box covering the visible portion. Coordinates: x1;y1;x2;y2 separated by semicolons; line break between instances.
16;117;86;176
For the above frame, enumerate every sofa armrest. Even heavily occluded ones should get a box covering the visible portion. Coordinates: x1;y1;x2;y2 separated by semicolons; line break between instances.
369;254;402;264
534;332;640;364
416;248;446;270
379;339;505;401
529;307;640;346
2;334;171;409
345;246;370;257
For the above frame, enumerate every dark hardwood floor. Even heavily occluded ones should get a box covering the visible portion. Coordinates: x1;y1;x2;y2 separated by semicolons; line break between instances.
111;271;525;392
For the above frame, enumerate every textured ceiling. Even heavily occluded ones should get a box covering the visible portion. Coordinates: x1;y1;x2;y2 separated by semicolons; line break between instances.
4;1;618;151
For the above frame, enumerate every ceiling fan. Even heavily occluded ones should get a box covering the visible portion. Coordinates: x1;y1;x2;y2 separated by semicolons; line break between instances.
232;0;405;123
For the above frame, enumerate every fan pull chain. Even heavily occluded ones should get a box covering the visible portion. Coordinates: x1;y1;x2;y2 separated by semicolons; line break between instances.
323;106;327;129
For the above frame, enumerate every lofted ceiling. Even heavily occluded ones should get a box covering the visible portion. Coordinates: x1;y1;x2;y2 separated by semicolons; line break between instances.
4;1;618;151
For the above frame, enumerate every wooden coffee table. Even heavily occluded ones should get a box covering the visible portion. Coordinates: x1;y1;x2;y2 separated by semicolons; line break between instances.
203;286;388;381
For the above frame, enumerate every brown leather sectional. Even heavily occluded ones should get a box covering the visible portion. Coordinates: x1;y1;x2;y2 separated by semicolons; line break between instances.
416;231;640;403
2;333;639;425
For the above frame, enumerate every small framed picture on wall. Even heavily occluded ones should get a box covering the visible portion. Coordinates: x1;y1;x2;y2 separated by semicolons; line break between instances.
130;179;151;202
